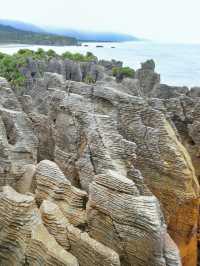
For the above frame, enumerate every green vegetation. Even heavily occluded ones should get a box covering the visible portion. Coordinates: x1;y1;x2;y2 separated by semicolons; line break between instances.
46;49;58;58
84;74;96;84
62;51;97;62
112;66;135;80
0;24;77;46
0;48;49;89
0;47;135;91
0;49;99;89
0;52;26;89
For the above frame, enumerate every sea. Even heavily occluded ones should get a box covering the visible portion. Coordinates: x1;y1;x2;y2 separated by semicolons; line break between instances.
0;41;200;88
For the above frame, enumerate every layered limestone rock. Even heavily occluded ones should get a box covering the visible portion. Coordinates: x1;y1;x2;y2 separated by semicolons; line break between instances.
118;101;199;265
0;84;38;188
87;173;181;266
0;57;199;266
40;200;121;266
135;59;160;95
142;83;200;266
27;222;78;266
0;186;78;266
155;95;200;266
21;57;105;87
31;85;181;265
35;160;87;226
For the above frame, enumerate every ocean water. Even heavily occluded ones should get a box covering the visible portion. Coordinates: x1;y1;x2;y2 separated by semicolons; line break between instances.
1;41;200;87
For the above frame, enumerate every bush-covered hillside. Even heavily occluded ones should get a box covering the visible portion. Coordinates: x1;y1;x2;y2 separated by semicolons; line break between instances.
0;24;77;46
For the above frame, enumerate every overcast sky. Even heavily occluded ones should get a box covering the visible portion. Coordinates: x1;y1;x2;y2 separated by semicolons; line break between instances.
1;0;200;43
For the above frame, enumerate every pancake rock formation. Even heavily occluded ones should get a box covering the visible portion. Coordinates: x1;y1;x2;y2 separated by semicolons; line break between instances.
0;57;199;266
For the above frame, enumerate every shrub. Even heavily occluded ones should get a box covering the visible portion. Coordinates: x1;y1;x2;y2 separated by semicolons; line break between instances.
62;51;74;60
0;52;6;60
72;53;86;61
46;49;58;58
85;52;97;62
62;51;97;62
112;66;135;80
0;54;26;89
34;48;47;60
84;74;95;84
0;48;55;89
17;49;34;57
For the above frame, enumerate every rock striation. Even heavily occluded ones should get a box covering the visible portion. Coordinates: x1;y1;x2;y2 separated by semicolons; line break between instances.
0;186;78;266
40;200;121;266
0;57;199;266
35;160;87;226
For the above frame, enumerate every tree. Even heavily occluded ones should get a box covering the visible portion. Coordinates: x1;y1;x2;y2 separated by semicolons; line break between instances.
112;66;135;81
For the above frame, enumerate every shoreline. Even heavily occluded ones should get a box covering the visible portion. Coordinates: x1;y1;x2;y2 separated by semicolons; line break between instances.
0;42;200;87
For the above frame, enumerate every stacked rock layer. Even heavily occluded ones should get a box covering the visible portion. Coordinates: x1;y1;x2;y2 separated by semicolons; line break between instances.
0;59;199;266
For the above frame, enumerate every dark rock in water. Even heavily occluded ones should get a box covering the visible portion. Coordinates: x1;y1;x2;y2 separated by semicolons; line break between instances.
96;45;104;48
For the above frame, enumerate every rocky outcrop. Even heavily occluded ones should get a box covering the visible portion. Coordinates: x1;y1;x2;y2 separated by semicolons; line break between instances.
150;84;189;99
35;160;87;226
21;57;106;87
0;58;199;265
0;186;78;266
118;98;199;265
0;77;9;88
135;59;160;95
40;200;121;266
99;59;123;70
0;85;38;188
188;87;200;97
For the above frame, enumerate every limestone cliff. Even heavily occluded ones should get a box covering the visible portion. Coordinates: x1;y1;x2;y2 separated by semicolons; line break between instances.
0;58;199;266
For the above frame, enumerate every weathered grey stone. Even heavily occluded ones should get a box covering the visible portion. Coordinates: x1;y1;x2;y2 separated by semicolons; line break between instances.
150;84;189;99
0;58;199;266
35;160;87;226
188;87;200;97
41;200;121;266
47;58;63;74
141;59;155;70
63;59;82;81
0;77;9;88
0;107;38;188
99;59;123;71
135;60;160;95
0;186;78;266
80;61;105;82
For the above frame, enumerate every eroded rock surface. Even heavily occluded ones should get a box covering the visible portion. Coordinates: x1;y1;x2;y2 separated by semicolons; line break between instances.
40;200;121;266
0;59;199;265
0;186;78;266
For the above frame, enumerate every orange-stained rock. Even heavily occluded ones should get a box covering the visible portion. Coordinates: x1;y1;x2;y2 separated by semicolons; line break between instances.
0;59;200;266
119;100;199;266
